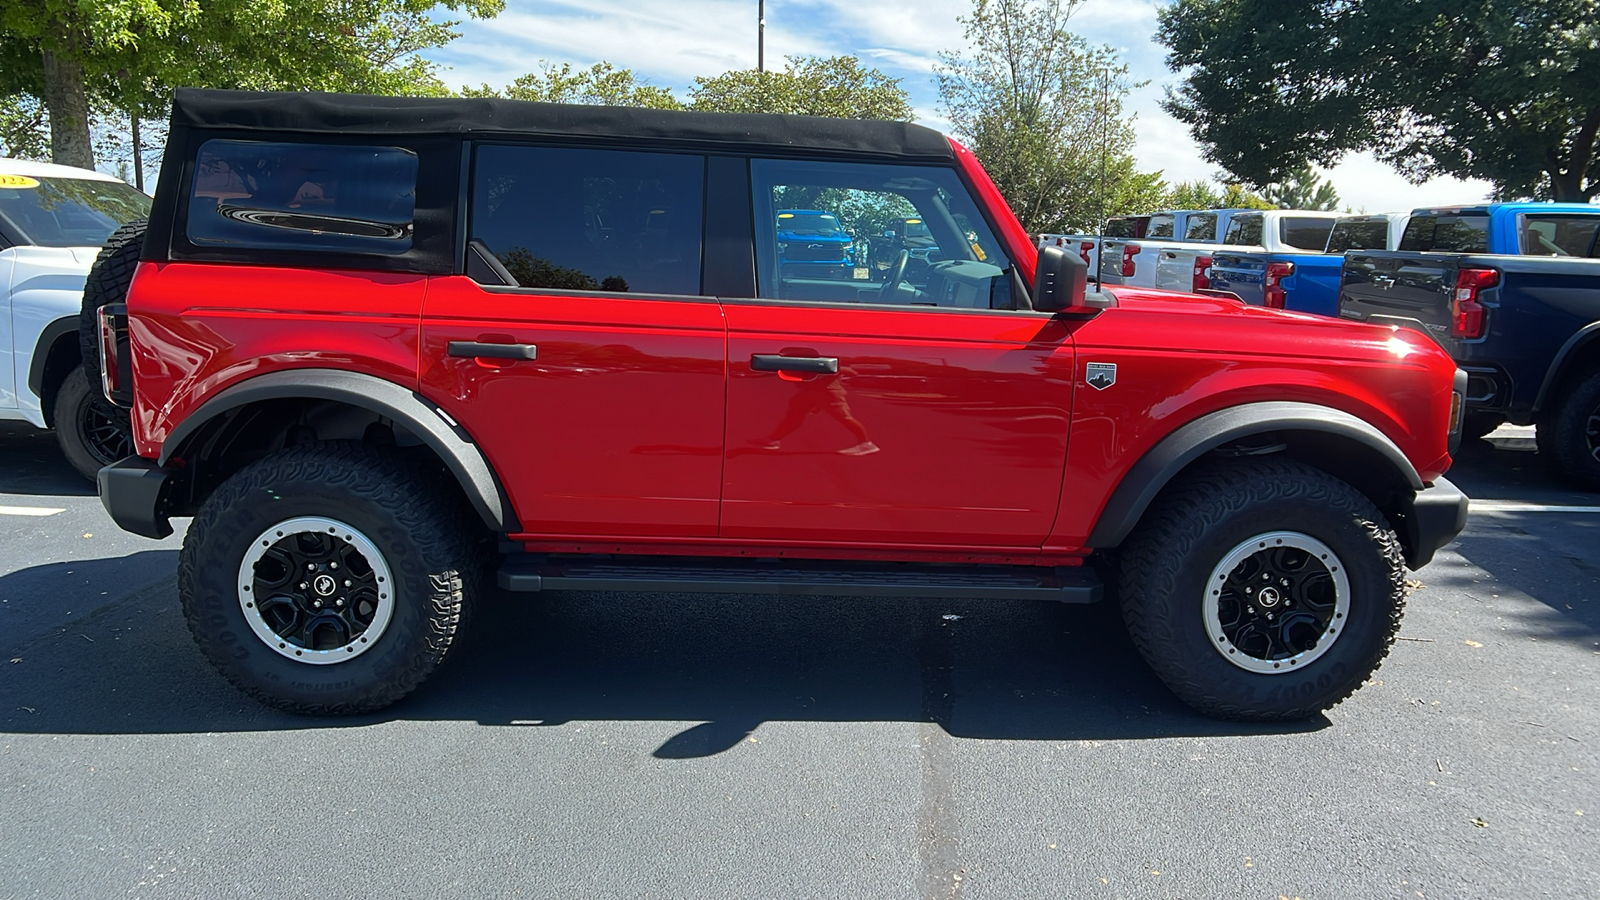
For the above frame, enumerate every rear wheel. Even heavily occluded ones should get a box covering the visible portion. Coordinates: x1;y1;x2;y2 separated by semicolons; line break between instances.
1118;459;1406;720
1537;370;1600;491
179;442;480;714
54;366;133;481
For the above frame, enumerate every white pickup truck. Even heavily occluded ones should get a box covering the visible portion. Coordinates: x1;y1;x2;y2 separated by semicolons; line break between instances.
1036;215;1149;282
0;158;150;479
1097;208;1263;288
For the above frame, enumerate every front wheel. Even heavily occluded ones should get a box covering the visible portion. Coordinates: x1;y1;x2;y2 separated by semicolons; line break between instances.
179;443;480;714
54;366;133;481
1118;459;1406;720
1536;370;1600;491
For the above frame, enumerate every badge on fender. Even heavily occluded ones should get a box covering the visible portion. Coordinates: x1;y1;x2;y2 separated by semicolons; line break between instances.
1086;362;1116;390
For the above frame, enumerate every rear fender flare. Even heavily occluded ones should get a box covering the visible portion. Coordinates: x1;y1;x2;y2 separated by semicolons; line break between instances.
1533;321;1600;415
1086;401;1424;548
160;368;516;531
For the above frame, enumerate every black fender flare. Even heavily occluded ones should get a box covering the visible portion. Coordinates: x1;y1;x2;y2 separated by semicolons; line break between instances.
28;315;80;401
1086;401;1424;548
1533;321;1600;415
161;368;517;532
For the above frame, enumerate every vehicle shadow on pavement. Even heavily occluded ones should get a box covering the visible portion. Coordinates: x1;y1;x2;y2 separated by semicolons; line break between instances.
0;422;95;496
0;565;1324;748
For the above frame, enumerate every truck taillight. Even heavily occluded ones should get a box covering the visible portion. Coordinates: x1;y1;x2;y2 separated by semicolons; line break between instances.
1263;261;1295;309
97;302;132;407
1079;241;1094;267
1451;267;1498;339
1120;243;1139;277
1192;255;1213;293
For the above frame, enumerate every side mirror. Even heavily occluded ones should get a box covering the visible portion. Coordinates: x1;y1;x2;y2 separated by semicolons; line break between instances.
1034;243;1100;313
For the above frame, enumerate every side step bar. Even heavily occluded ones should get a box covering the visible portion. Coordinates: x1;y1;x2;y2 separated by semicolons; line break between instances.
496;556;1102;603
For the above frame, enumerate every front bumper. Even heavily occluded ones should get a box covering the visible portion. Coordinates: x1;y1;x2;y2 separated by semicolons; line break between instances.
98;456;177;539
1403;476;1469;570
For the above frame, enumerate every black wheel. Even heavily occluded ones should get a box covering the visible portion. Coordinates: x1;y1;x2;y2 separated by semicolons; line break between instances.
79;218;147;386
1536;370;1600;491
179;442;481;714
1461;412;1505;441
1118;459;1406;720
54;366;133;481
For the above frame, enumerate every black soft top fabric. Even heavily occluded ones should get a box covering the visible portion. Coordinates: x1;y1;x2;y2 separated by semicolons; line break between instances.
169;88;955;161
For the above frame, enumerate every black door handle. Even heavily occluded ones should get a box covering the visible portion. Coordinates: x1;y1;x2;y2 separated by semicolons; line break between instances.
751;354;839;374
448;341;538;360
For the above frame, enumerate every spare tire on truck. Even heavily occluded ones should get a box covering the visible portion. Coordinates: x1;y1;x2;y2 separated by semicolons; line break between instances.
62;219;144;482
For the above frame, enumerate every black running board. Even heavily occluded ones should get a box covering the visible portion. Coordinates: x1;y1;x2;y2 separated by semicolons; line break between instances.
496;556;1102;603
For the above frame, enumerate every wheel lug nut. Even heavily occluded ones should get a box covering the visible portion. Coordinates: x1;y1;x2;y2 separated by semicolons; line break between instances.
299;582;308;590
1247;606;1256;614
1245;587;1254;594
313;600;323;609
336;598;345;608
307;563;316;571
1262;573;1270;581
1280;578;1290;586
343;580;352;588
330;562;339;570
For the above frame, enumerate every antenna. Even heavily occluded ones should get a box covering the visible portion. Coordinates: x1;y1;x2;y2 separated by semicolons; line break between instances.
759;0;766;73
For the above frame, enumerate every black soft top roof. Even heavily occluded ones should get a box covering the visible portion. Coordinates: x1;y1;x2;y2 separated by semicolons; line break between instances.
169;88;956;162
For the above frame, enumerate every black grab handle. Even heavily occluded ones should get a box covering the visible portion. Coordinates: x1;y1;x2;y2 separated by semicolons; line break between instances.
448;341;538;361
750;354;839;374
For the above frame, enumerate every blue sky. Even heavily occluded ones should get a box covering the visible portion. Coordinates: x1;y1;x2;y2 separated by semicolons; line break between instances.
427;0;1494;213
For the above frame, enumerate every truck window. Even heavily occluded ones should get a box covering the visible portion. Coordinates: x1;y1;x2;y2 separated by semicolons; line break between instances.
1398;214;1489;253
1104;216;1146;238
1325;219;1389;252
1146;214;1175;238
750;159;1015;310
0;175;150;247
469;145;705;295
1223;214;1263;246
1183;213;1217;241
1280;217;1336;252
187;140;417;255
1520;215;1600;257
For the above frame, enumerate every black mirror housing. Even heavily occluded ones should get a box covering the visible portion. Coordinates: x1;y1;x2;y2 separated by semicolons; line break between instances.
1033;244;1095;313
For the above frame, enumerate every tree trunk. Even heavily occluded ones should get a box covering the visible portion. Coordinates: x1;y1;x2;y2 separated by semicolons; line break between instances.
1549;168;1584;203
41;48;94;169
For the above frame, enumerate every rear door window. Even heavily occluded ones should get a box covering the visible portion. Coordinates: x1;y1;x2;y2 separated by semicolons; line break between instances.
1280;217;1336;251
1183;213;1217;241
187;140;418;254
1398;215;1489;252
1223;214;1263;246
469;145;704;295
1521;215;1600;257
1326;219;1391;252
1146;214;1175;238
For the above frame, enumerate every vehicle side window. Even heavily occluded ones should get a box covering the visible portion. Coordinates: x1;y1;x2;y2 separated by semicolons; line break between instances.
469;145;704;295
1521;216;1600;257
1224;214;1263;246
187;140;417;254
1280;217;1335;251
1326;220;1389;252
1146;215;1175;238
1184;213;1217;241
1399;214;1488;253
750;159;1017;310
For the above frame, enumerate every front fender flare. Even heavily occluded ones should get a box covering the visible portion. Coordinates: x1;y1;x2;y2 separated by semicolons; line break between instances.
160;368;517;532
1086;401;1423;549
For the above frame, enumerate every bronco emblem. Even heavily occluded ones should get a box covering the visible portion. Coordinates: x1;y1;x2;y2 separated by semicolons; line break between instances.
1086;362;1117;390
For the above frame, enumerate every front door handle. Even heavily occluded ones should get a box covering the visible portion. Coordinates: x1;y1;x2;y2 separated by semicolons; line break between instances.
751;354;839;375
448;341;538;360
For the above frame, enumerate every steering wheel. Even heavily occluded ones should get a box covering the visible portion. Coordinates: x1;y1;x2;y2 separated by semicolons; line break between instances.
878;250;909;302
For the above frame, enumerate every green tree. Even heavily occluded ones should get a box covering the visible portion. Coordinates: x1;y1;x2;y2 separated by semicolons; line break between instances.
689;55;912;119
1219;183;1276;210
1159;0;1600;202
0;0;502;169
464;61;682;109
0;94;48;159
936;0;1161;233
1161;179;1224;211
1261;164;1339;211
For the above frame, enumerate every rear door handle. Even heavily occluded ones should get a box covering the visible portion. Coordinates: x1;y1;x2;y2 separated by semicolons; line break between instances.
751;354;839;374
448;341;538;360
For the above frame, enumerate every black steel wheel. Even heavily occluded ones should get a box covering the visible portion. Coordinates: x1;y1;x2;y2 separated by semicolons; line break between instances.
54;366;133;481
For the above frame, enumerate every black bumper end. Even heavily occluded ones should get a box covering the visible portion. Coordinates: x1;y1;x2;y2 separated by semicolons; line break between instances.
98;456;176;539
1403;476;1469;570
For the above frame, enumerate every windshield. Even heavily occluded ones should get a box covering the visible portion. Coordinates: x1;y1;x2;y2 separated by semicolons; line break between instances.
902;218;932;238
0;176;151;248
778;211;844;236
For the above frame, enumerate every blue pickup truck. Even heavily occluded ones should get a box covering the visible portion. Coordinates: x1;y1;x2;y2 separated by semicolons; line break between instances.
1339;202;1600;488
1203;211;1370;315
776;209;855;276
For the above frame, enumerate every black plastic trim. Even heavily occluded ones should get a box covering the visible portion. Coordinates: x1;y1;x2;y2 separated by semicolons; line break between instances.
1534;321;1600;415
98;455;176;539
1086;401;1425;548
703;155;756;299
1403;476;1469;570
159;368;516;531
27;316;79;399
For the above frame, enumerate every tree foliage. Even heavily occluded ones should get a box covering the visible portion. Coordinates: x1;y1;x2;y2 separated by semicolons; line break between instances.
689;56;912;120
463;61;682;109
936;0;1157;233
1261;164;1340;211
1159;0;1600;202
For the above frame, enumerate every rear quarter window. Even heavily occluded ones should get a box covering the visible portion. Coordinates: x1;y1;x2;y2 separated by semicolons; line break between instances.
1398;215;1489;253
1280;217;1336;251
186;140;418;255
1520;215;1600;257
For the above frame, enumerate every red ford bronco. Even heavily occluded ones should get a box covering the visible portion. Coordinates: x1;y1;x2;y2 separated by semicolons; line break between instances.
94;89;1468;720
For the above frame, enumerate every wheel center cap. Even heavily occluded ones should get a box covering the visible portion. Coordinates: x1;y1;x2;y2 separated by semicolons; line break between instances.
312;574;338;597
1257;586;1282;609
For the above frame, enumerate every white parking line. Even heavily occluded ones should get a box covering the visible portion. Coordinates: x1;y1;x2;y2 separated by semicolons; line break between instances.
1472;500;1600;514
0;505;65;516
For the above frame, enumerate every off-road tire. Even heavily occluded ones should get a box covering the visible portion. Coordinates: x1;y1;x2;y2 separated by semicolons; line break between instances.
53;366;133;481
179;442;481;714
78;218;147;386
1118;459;1406;720
1536;369;1600;491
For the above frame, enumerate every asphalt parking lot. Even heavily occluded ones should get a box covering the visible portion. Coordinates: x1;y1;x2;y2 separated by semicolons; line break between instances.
1;421;1595;899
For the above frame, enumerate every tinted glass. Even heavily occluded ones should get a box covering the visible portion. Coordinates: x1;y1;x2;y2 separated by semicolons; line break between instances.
470;145;704;295
1521;215;1600;257
751;159;1016;310
1280;217;1336;251
188;140;417;254
0;175;150;247
1398;215;1489;253
1146;214;1175;238
1224;214;1263;246
1184;213;1217;241
1104;216;1146;238
1325;220;1390;252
